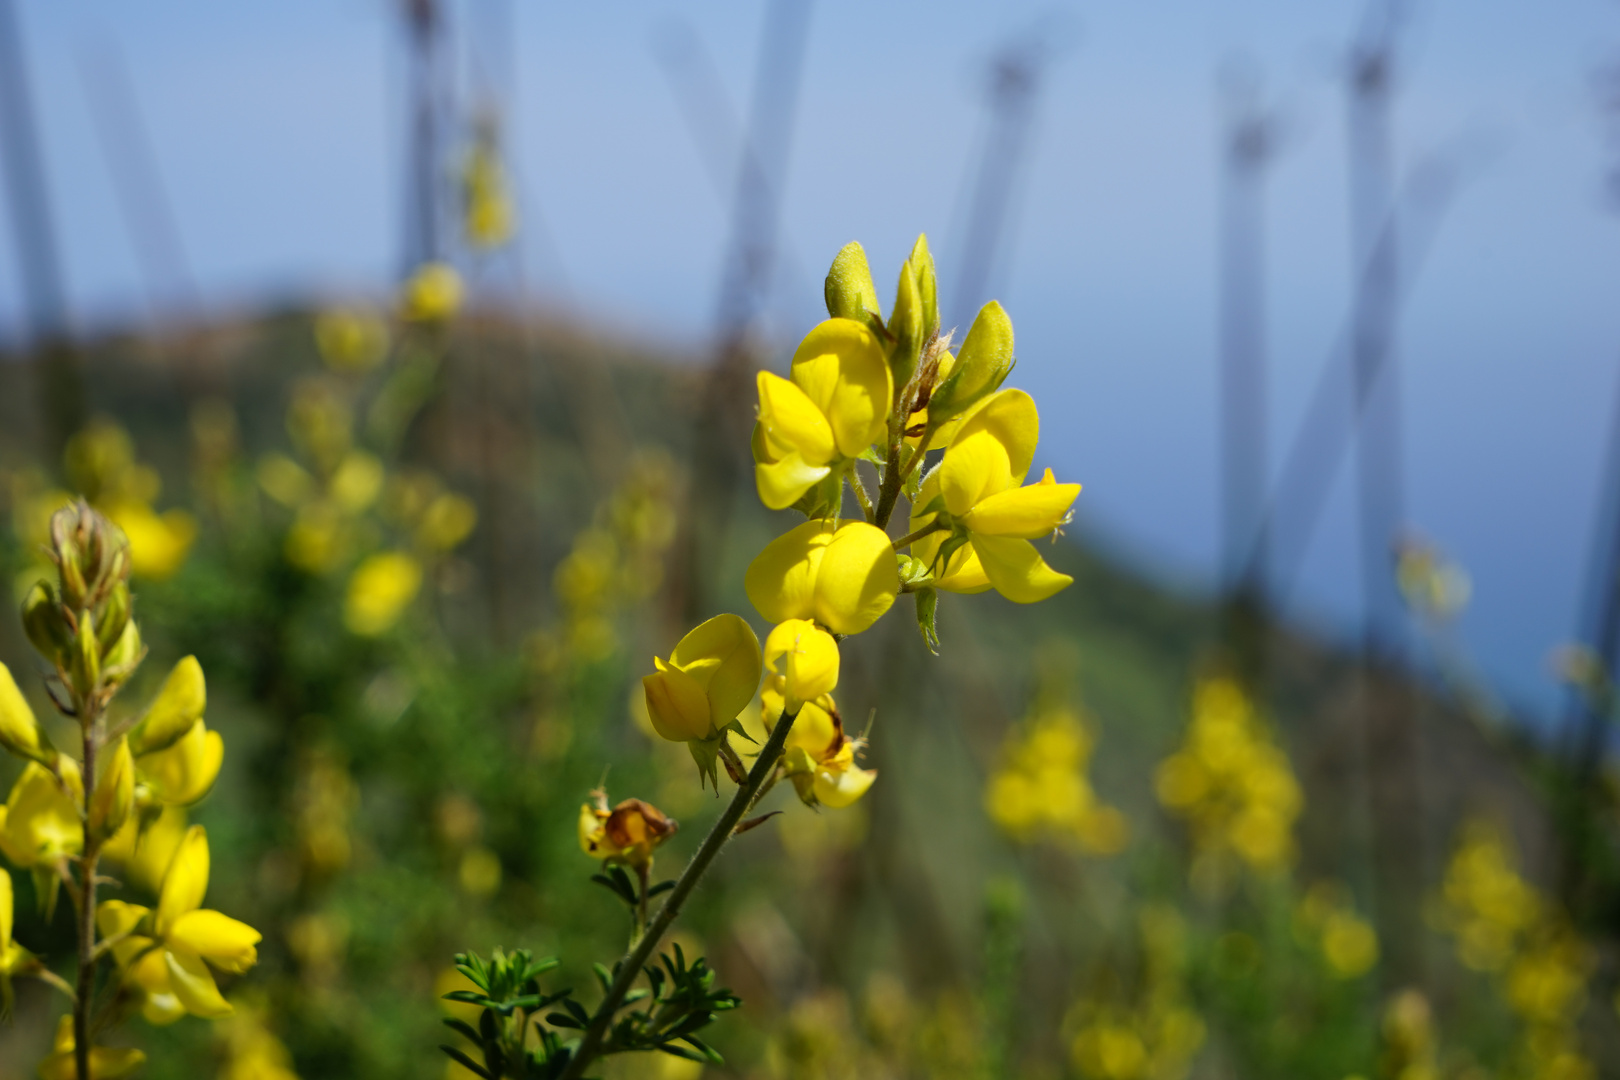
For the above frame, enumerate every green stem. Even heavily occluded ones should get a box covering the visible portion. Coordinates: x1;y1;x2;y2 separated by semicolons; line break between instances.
890;522;945;551
557;707;801;1080
849;462;875;523
74;716;100;1080
871;442;905;531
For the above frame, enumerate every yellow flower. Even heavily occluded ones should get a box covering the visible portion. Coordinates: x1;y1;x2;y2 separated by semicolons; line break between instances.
37;1015;146;1080
315;308;390;373
745;519;898;635
99;825;261;1024
136;715;225;807
401;261;463;322
641;613;762;743
0;660;51;763
135;656;207;755
911;389;1079;603
345;551;423;636
0;759;83;868
417;493;478;552
102;805;189;895
762;693;875;809
104;500;197;581
764;619;840;707
578;792;677;868
462;134;517;250
753;319;893;510
1;867;37;1019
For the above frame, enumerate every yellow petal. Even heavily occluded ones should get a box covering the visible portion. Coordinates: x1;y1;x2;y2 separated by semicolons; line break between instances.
909;473;992;593
345;551;423;636
780;698;840;760
963;477;1080;538
37;1016;147;1080
755;455;832;512
764;621;840;704
948;388;1039;485
0;661;45;761
164;945;233;1018
134;656;206;755
0;868;10;952
789;319;892;457
813;522;898;635
970;535;1073;603
745;520;833;625
642;667;714;743
137;721;224;806
938;429;1014;516
670;613;763;731
756;371;836;466
579;804;611;858
140;990;186;1026
815;764;877;808
167;909;261;973
0;760;82;868
156;826;210;933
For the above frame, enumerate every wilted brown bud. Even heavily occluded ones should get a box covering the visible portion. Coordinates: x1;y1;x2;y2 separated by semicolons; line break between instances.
48;502;131;612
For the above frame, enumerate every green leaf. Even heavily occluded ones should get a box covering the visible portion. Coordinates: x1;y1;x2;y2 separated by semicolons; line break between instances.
440;1045;493;1079
441;1018;481;1043
593;963;613;993
648;880;676;899
545;1011;583;1029
915;588;940;654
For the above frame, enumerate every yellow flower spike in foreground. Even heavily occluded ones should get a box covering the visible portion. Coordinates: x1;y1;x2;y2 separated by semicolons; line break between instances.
37;1015;146;1080
745;519;899;635
401;261;464;322
753;319;893;510
578;791;678;869
98;825;261;1024
764;619;840;707
345;551;423;637
910;389;1080;603
642;613;762;744
761;693;875;809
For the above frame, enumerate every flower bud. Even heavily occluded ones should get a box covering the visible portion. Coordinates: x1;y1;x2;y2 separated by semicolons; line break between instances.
0;663;50;764
765;620;840;706
70;614;101;701
97;582;132;654
927;300;1014;425
89;738;135;843
889;259;924;392
101;620;143;687
48;502;131;612
824;241;882;325
134;657;206;756
20;583;70;668
907;233;938;341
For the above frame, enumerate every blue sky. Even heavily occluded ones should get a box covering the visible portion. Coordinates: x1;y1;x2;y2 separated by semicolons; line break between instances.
6;0;1620;719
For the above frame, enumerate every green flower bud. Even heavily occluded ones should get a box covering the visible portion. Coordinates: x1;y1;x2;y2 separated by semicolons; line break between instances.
889;261;924;391
134;655;206;755
48;502;131;612
824;241;881;324
927;300;1014;425
71;613;101;701
907;233;938;341
102;619;144;687
89;738;135;843
21;583;70;667
0;662;51;764
97;582;132;654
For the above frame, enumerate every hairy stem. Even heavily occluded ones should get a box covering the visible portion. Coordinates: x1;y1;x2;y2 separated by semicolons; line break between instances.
890;522;945;551
74;714;100;1080
871;442;905;531
557;707;801;1080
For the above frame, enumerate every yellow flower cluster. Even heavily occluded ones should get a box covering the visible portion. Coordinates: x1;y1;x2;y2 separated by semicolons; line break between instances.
1293;881;1379;980
545;452;679;665
217;997;302;1080
1435;821;1594;1080
984;701;1127;854
461;114;517;251
639;235;1079;812
1155;677;1302;881
1066;906;1206;1080
258;367;477;636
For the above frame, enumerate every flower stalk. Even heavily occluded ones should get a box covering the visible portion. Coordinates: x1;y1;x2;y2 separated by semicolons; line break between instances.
558;705;800;1080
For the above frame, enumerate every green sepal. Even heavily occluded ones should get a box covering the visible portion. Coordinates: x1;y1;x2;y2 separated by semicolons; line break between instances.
928;300;1015;425
688;734;725;792
896;554;933;588
31;866;60;922
915;588;941;654
724;717;757;745
929;532;972;580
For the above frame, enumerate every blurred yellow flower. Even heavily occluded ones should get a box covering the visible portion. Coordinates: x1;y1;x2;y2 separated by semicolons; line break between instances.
401;261;463;322
315;307;390;373
36;1015;146;1080
345;551;423;636
0;758;84;869
985;702;1126;854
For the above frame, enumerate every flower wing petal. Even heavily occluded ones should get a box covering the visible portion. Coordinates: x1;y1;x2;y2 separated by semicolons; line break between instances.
745;520;832;625
971;535;1073;603
164;946;233;1018
167;909;261;974
949;388;1039;485
963;478;1080;538
790;319;892;456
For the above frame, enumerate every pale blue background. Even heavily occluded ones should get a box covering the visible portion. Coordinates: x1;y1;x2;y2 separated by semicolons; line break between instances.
5;0;1620;721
